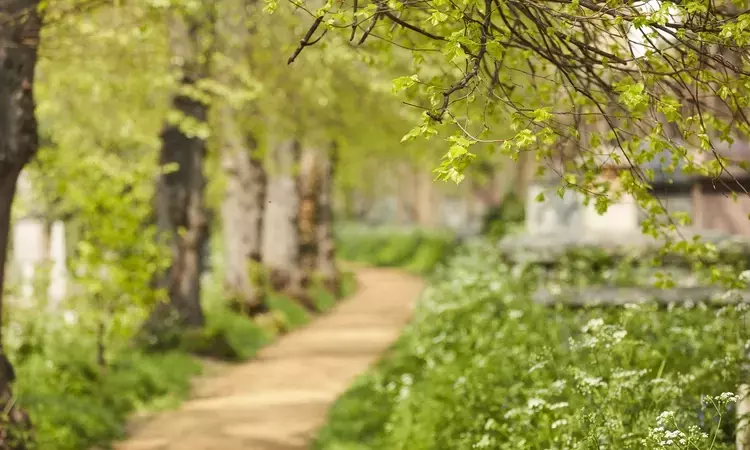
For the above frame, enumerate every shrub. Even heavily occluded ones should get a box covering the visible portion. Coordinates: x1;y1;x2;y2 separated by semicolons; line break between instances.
5;266;357;450
316;242;746;450
335;224;456;274
12;333;201;450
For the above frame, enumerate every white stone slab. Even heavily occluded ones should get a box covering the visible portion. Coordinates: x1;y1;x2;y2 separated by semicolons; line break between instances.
48;220;67;305
526;183;584;235
13;218;45;263
582;195;640;233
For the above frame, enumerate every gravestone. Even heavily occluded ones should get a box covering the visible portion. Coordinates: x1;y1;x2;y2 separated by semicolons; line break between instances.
525;182;583;234
48;221;67;305
11;171;68;306
524;178;640;236
12;217;45;302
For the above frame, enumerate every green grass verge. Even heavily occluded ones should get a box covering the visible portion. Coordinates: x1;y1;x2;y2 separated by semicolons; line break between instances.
315;242;745;450
8;270;357;450
335;224;457;275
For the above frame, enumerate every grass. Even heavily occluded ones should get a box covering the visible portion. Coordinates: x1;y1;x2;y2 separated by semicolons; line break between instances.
8;269;357;450
335;223;457;275
315;243;746;450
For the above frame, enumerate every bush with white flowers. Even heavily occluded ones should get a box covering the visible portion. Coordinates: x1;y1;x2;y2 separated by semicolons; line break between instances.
316;241;747;449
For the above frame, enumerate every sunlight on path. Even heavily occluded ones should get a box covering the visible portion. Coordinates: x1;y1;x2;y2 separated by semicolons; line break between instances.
115;268;424;450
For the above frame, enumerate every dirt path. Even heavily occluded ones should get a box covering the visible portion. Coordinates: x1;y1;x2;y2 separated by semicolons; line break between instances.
115;267;424;450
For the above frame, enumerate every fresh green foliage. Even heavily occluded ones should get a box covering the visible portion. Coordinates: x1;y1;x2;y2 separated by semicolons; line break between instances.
283;0;750;267
336;224;457;274
4;298;202;450
316;242;747;449
15;349;199;450
4;263;356;450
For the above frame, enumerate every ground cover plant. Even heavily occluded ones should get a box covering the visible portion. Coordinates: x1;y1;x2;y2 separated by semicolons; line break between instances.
316;241;748;450
335;224;457;275
4;267;356;450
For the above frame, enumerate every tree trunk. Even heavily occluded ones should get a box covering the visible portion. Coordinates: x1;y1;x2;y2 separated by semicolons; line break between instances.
216;0;267;316
147;7;213;336
0;0;42;445
298;147;320;294
263;139;317;311
513;150;535;200
394;163;417;225
415;168;436;228
316;142;340;295
219;126;266;315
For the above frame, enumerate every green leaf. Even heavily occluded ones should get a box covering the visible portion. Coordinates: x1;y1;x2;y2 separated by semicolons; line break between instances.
532;107;552;122
392;74;419;93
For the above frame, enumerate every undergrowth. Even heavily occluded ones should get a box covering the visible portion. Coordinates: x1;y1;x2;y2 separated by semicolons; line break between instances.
5;270;356;450
316;242;747;450
335;224;457;274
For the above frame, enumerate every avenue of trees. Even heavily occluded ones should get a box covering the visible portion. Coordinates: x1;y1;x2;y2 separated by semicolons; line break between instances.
0;0;470;446
289;0;750;237
1;0;750;447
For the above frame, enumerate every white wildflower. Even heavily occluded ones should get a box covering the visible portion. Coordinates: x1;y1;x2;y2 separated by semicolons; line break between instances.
527;398;546;410
474;434;492;448
398;386;410;400
580;376;605;388
665;429;684;439
612;329;628;342
657;411;675;426
504;408;521;419
716;392;740;404
582;318;605;333
528;362;546;374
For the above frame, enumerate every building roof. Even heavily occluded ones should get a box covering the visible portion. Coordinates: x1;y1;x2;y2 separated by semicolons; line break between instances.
588;139;750;187
532;138;750;189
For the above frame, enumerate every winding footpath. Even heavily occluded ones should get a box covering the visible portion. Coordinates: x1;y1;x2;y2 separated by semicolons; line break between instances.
116;267;424;450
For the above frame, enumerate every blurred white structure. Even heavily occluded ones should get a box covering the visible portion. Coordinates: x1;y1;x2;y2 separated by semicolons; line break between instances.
48;221;68;303
526;178;640;236
627;0;680;59
11;171;67;306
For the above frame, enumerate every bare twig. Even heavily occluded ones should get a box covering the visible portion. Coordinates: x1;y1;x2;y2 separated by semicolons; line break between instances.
288;16;325;64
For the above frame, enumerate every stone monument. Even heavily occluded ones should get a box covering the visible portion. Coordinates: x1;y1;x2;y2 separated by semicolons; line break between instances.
10;171;67;307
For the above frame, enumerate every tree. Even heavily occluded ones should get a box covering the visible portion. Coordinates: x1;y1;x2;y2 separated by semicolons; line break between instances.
287;0;750;232
215;0;268;316
0;0;41;445
298;146;322;295
316;142;340;295
146;1;216;336
263;138;320;311
287;1;750;447
298;142;341;296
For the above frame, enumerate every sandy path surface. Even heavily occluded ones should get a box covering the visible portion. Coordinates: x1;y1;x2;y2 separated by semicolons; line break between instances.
115;267;424;450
